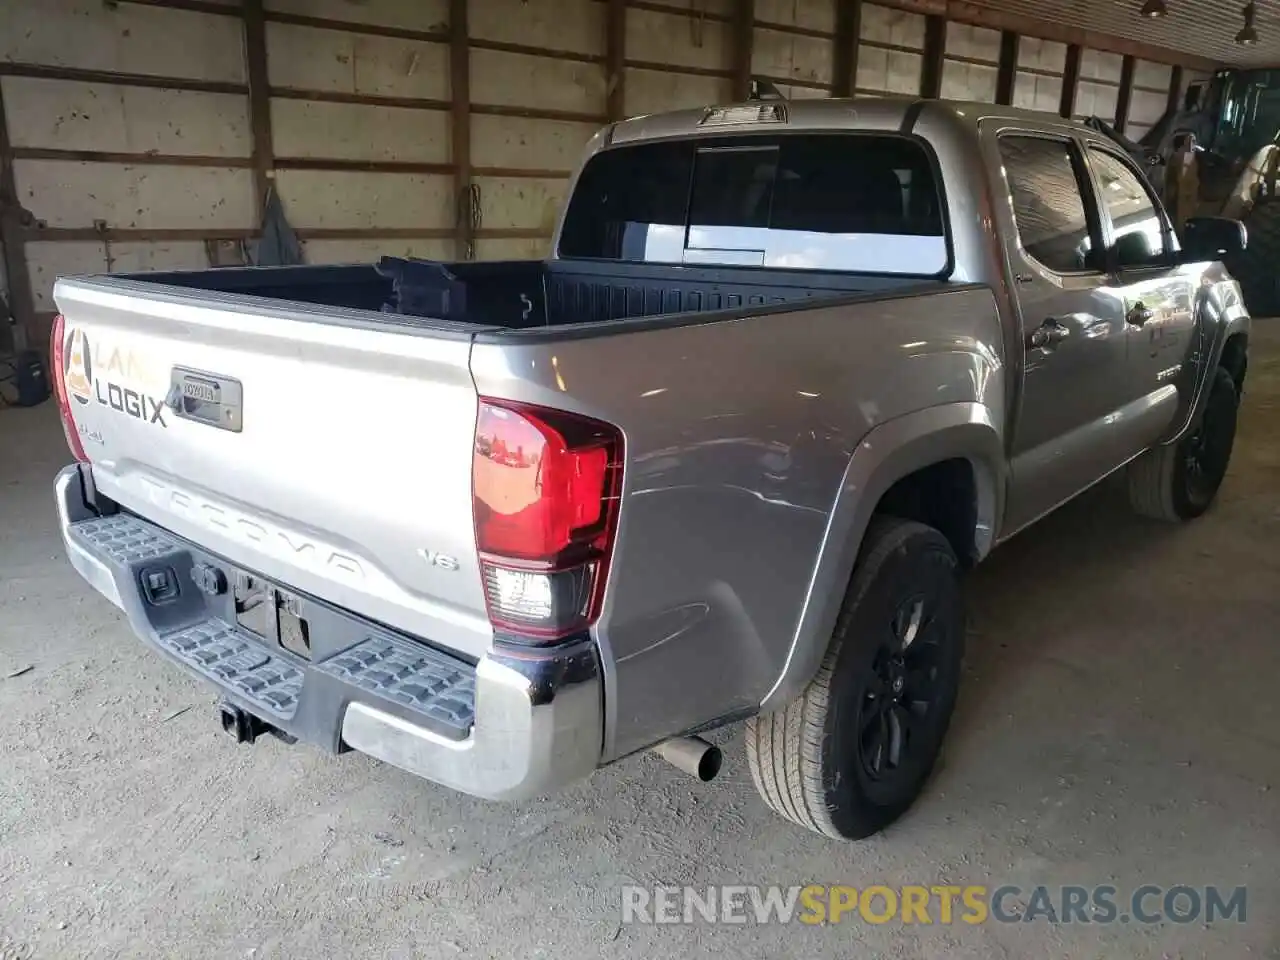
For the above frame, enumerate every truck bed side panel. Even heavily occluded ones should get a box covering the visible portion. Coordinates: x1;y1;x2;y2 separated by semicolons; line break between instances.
471;283;1007;761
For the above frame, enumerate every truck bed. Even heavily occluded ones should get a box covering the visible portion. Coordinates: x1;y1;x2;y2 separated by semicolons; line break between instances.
138;257;934;332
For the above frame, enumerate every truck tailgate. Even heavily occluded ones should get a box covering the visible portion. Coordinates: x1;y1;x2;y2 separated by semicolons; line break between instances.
54;276;494;661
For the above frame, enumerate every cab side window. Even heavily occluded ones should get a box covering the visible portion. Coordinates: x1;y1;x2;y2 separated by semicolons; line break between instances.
1088;149;1167;267
998;135;1098;274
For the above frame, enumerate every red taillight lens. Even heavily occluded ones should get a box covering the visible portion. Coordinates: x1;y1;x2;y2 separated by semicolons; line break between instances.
473;398;622;642
49;313;88;462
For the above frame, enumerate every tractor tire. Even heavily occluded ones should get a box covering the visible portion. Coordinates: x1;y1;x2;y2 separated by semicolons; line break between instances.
1231;200;1280;317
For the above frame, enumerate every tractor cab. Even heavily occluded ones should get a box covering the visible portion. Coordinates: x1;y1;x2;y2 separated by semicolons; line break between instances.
1132;67;1280;313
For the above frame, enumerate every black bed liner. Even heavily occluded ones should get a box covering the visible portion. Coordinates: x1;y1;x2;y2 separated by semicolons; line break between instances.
139;256;936;331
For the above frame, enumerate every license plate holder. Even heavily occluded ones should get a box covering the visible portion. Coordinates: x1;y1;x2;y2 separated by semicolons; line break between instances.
234;573;312;660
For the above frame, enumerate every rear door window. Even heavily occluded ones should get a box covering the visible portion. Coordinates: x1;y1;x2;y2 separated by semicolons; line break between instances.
558;133;949;276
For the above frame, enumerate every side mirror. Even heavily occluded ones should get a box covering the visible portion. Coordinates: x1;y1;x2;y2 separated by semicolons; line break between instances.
1182;216;1247;259
1114;230;1159;268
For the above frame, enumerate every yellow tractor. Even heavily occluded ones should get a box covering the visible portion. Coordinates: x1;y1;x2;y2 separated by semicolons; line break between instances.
1135;68;1280;314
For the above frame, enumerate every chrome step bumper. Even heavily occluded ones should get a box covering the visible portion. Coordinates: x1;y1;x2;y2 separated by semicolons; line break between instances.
54;464;602;801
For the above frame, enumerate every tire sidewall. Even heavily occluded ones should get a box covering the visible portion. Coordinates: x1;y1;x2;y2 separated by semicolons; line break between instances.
1172;368;1238;519
820;525;965;838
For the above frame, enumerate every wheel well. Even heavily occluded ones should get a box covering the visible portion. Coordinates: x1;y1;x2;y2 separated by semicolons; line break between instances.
1220;333;1248;394
874;459;978;567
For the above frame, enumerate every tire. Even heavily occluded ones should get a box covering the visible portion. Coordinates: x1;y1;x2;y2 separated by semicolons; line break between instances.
1127;366;1239;521
1231;200;1280;317
745;517;965;840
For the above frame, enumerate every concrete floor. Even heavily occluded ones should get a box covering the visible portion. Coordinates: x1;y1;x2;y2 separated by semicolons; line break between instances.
2;331;1278;960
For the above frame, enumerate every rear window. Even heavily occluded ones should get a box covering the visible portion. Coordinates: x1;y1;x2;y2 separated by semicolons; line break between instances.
557;133;948;275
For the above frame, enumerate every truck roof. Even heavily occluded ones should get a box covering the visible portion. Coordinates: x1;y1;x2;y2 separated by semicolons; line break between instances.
608;96;1094;147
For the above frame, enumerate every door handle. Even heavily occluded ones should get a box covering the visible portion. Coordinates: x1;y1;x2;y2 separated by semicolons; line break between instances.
1127;302;1155;326
1028;318;1070;350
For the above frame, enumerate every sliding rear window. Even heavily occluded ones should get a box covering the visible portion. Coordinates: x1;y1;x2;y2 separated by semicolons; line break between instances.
557;133;949;276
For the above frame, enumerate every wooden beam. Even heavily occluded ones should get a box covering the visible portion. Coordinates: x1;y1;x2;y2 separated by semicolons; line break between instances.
270;87;452;112
300;227;548;241
1115;55;1135;132
25;227;257;242
24;226;550;243
920;15;946;98
627;59;731;79
262;10;447;45
832;0;863;98
1167;65;1184;116
754;73;827;91
113;0;240;16
470;38;601;65
606;0;627;121
731;0;755;100
995;30;1018;105
0;81;34;352
243;0;274;222
626;0;731;22
0;62;247;96
1059;43;1081;118
450;0;474;261
275;157;454;176
755;18;835;40
471;103;608;125
10;147;253;168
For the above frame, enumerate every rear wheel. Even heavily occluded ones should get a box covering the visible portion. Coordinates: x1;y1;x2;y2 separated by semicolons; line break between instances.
745;517;965;840
1127;366;1238;521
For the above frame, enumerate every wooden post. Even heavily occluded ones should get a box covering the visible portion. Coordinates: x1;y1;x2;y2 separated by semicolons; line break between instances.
832;0;862;98
995;30;1018;106
1059;43;1082;118
920;15;946;99
243;0;274;222
450;0;474;260
1167;64;1184;116
731;0;755;101
1115;55;1135;132
606;0;626;121
0;84;34;352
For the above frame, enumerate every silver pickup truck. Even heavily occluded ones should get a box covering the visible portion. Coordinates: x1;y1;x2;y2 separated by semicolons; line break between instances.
51;97;1249;842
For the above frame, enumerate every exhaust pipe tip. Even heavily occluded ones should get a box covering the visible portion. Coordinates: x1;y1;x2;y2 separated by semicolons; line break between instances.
653;736;723;782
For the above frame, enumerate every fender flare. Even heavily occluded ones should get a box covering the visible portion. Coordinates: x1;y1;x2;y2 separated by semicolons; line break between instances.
758;402;1005;713
1161;286;1250;446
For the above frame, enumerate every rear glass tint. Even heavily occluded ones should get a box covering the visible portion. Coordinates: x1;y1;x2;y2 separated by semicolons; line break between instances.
558;133;948;275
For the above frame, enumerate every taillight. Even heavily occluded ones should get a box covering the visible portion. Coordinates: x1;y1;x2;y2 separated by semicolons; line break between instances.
49;313;88;462
473;398;623;642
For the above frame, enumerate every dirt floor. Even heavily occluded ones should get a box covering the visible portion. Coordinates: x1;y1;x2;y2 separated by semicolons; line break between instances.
2;328;1278;960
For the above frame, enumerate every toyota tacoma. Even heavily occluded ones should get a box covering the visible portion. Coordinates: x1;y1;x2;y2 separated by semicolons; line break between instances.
50;97;1249;840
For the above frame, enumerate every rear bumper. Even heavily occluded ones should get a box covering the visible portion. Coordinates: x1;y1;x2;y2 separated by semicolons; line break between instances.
54;464;602;801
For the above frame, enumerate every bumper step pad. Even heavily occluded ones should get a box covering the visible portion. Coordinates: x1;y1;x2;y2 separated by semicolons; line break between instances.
163;619;304;719
66;511;475;738
70;514;179;566
319;634;476;734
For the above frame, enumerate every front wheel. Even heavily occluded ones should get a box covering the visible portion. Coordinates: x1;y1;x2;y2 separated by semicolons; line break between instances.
745;517;965;840
1127;366;1239;521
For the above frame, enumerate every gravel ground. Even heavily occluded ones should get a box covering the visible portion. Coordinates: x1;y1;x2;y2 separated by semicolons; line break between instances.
2;327;1278;959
